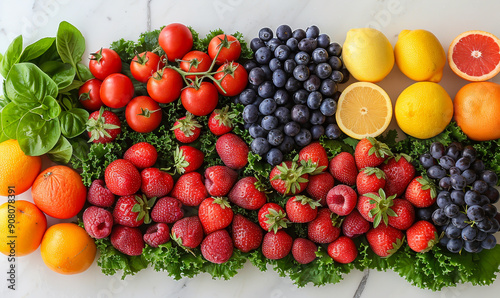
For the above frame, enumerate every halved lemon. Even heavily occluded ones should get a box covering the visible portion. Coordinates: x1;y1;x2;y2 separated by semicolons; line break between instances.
335;82;392;139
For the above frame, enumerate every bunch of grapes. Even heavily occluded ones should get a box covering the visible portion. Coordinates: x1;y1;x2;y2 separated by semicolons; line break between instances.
236;25;349;165
419;141;499;253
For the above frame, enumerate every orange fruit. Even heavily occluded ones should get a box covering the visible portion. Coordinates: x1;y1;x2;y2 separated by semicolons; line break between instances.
454;81;500;141
32;165;87;219
40;223;96;275
448;30;500;81
0;200;47;257
0;139;42;196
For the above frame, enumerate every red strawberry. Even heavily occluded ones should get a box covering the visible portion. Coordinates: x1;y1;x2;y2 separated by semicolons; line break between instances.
172;145;204;175
204;166;238;197
406;220;438;253
87;179;115;207
285;195;321;223
151;196;184;224
82;206;113;239
366;224;404;257
140;168;174;198
307;208;341;243
381;154;415;197
216;133;249;170
262;230;293;260
356;189;397;228
306;172;335;206
228;177;267;210
143;222;170;248
201;230;234;264
123;142;157;169
292;238;317;264
270;160;315;195
298;142;329;172
342;209;370;238
198;197;234;234
405;176;437;208
231;214;263;253
327;184;358;216
354;137;392;170
327;236;358;264
356;167;386;195
388;198;415;230
172;113;202;143
110;225;145;256
208;106;235;136
87;107;121;143
258;202;289;233
113;194;155;227
104;159;141;196
170;172;208;206
171;216;204;249
329;152;357;186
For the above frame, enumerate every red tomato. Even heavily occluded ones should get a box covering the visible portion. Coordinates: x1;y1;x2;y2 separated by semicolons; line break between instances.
181;82;219;116
125;96;162;133
79;78;103;111
208;34;241;65
180;51;213;80
158;23;193;62
213;62;248;97
147;68;183;104
100;73;135;109
130;51;164;83
89;48;122;80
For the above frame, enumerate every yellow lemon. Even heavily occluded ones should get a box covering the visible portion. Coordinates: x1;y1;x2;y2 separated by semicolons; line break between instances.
394;29;446;82
336;82;393;139
342;28;394;83
395;82;453;139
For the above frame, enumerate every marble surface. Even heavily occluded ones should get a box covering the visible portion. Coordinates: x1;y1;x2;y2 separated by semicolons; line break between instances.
1;0;500;297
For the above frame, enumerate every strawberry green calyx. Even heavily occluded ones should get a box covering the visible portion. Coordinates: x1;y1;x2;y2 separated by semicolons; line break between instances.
271;159;316;195
331;213;344;228
366;137;393;159
171;146;190;175
171;233;196;257
293;195;322;209
171;112;202;137
421;232;440;253
211;197;231;209
265;208;289;234
386;236;405;257
364;188;398;228
131;194;157;224
87;107;120;142
362;167;386;179
417;176;438;198
393;153;412;163
213;106;237;127
300;158;327;176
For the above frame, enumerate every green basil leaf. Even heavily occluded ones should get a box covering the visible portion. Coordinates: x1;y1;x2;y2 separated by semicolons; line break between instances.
20;37;56;62
69;136;89;162
47;135;73;164
0;113;10;143
56;21;85;67
76;63;93;81
0;35;23;78
5;63;58;107
30;95;61;120
40;61;75;90
59;80;85;94
0;52;3;64
59;108;89;138
17;113;60;156
33;41;61;64
1;102;31;139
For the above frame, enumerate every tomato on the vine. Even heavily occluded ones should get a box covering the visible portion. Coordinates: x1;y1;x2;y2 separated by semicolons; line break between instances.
158;23;193;62
180;51;213;80
213;62;248;97
147;68;183;104
79;78;103;111
89;48;122;80
208;34;241;65
100;73;135;109
125;96;162;133
130;51;164;83
181;82;219;116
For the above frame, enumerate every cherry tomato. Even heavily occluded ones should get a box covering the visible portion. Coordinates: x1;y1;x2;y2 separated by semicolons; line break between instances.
158;23;193;62
125;96;162;133
180;51;213;80
130;51;164;83
100;73;135;109
89;48;122;80
147;68;183;104
181;82;219;116
208;34;241;65
78;78;103;111
213;62;248;97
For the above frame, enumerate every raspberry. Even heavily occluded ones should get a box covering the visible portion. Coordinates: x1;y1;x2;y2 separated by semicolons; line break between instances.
82;206;113;239
110;225;144;256
143;223;170;247
151;197;184;223
87;179;115;207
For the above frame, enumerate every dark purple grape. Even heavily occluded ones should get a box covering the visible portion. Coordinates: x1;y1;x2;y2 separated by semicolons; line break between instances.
485;187;499;204
452;213;468;229
464;190;481;206
450;190;465;205
430;142;445;159
251;137;270;156
444;203;460;218
446;145;461;160
437;194;452;208
481;235;497;250
482;170;498;186
473;180;489;194
432;208;449;226
461;225;478;241
451;174;466;190
488;218;500;233
416;207;434;221
471;159;485;173
483;204;497;218
476;231;488;242
464;240;482;253
478;195;490;206
439;176;451;190
467;205;485;221
447;238;463;253
420;153;436;169
446;224;462;239
462;145;477;162
462;169;477;185
455;156;471;171
439;155;455;169
427;165;446;179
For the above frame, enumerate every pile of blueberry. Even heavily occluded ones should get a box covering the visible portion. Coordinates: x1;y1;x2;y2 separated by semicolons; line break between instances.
236;24;349;165
418;141;499;253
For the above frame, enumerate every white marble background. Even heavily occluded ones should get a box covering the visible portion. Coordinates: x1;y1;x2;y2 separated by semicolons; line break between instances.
1;0;500;297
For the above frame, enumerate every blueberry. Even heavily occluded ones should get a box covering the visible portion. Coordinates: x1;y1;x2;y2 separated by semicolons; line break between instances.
251;137;270;156
269;58;282;71
284;121;301;137
311;125;325;140
279;136;295;153
307;91;323;109
464;190;481;206
242;105;259;123
316;33;331;48
292;29;306;40
446;224;462;239
294;51;310;65
320;79;337;96
244;60;259;72
250;38;266;52
482;170;498;186
293;65;310;81
272;69;288;88
303;75;321;92
320;98;337;116
305;25;320;38
252;97;263;107
444;204;460;218
312;48;329;63
450;190;465;205
285;77;302;92
473;180;489;194
324;115;336;124
427;165;446;179
481;235;497;250
261;65;273;80
283;59;297;74
248;67;266;86
485;187;499;204
432;208;449;226
328;56;343;70
274;107;291;123
261;115;279;131
439;155;455;170
325;124;341;139
266;38;283;52
276;24;292;41
416;207;434;221
274;89;290;105
430;142;445;159
274;45;291;61
239;89;257;105
286;38;299;51
462;169;477;185
295;129;312;147
420;153;436;169
259;98;277;115
310;110;326;125
315;63;333;79
291;104;310;124
327;42;342;56
267;148;283;166
292;89;309;105
259;27;273;41
258;81;276;98
255;47;273;64
340;68;350;83
330;70;344;83
467;205;485;221
249;124;267;138
268;129;284;146
447;238;463;253
298;38;317;53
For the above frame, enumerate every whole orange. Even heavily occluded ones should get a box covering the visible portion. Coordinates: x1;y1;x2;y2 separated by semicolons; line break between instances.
0;200;47;257
454;82;500;141
32;165;87;219
0;139;42;196
40;223;96;275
